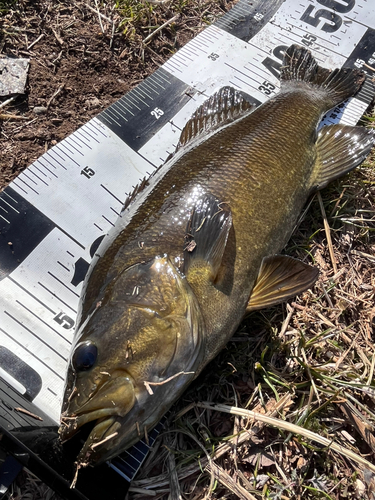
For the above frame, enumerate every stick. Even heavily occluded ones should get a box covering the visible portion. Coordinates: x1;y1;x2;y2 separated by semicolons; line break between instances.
0;97;15;109
317;191;338;274
196;401;375;474
27;33;44;50
143;15;179;44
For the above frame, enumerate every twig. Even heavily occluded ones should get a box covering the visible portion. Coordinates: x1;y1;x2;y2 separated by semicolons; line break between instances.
317;191;338;274
206;462;258;500
85;3;114;23
144;371;194;395
51;28;64;46
27;33;44;50
0;114;28;120
0;96;15;109
143;15;179;44
14;407;43;421
94;0;105;33
195;401;375;474
46;83;65;108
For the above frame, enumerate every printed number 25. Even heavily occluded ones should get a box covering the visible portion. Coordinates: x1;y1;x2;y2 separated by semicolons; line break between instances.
151;107;164;119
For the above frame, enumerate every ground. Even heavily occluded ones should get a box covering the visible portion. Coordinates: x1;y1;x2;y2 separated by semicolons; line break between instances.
1;1;375;499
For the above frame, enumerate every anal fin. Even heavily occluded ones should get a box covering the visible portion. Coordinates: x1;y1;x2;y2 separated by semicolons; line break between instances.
312;124;374;191
247;255;318;312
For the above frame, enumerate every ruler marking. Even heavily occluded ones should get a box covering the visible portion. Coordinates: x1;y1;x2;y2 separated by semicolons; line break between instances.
47;271;80;298
66;136;85;152
8;277;56;314
3;311;68;362
142;80;160;95
87;120;108;137
101;214;115;227
37;281;77;314
115;100;135;116
21;171;38;186
100;184;124;205
164;60;183;73
11;181;27;194
17;176;39;195
110;206;120;217
15;300;71;345
57;261;70;272
143;78;160;95
224;62;259;88
103;107;124;125
0;327;65;381
27;168;49;186
48;387;58;396
0;198;20;213
94;223;103;231
0;214;10;223
0;205;8;213
122;95;141;111
70;133;92;150
59;142;83;162
136;85;153;100
78;128;100;144
153;70;172;85
147;75;165;91
131;88;150;107
46;150;68;170
110;102;128;119
66;250;75;258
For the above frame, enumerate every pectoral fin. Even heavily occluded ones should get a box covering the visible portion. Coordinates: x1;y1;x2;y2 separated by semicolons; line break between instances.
183;193;232;281
312;124;374;191
247;255;319;312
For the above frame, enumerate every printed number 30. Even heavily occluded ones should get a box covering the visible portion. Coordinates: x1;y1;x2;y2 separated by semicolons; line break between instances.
151;107;164;119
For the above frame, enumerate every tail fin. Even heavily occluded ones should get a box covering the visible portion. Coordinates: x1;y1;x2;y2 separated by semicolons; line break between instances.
281;45;365;106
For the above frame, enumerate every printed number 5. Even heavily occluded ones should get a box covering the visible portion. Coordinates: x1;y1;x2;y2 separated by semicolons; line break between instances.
151;107;164;119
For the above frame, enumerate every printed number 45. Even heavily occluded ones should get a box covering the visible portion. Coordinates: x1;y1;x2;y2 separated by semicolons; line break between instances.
151;107;164;119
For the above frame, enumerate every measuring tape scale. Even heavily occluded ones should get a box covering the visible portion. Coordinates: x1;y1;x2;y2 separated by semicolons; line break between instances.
0;0;374;489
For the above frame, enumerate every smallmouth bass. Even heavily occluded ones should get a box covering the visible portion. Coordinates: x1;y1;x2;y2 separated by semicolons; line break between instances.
59;45;374;469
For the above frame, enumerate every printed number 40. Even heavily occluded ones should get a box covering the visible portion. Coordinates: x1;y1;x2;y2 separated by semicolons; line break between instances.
151;107;164;119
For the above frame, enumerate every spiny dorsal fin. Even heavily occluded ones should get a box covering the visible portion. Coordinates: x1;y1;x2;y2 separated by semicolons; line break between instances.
247;255;318;312
311;124;374;192
183;193;232;281
281;45;365;106
122;177;149;211
176;87;256;153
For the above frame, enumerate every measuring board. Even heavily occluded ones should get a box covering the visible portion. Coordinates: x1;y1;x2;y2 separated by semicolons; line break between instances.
1;0;375;498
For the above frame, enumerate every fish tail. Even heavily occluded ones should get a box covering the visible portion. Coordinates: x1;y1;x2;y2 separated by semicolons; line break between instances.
281;44;365;106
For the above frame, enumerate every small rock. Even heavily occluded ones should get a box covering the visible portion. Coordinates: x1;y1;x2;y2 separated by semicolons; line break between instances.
84;97;101;109
354;478;366;498
33;106;48;115
51;118;63;125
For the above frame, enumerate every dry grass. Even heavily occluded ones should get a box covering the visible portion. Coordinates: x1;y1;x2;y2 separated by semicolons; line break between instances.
2;0;375;499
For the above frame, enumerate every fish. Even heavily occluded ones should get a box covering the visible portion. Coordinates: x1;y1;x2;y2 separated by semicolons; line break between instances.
59;45;374;469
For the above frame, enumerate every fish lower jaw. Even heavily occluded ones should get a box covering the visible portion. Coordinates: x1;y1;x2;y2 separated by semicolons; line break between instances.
59;407;119;444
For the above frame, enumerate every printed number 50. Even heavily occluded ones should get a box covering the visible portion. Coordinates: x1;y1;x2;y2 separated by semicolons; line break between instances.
151;107;164;119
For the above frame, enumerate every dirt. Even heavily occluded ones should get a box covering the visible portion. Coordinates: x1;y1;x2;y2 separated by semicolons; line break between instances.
0;0;233;187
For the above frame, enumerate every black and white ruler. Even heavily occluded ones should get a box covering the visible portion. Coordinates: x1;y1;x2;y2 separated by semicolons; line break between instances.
1;0;375;497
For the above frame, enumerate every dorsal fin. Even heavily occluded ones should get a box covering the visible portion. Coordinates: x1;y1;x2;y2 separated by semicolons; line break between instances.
122;177;149;212
176;87;256;153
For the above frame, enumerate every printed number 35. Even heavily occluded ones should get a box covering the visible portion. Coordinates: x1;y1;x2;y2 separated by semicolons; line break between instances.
258;81;276;95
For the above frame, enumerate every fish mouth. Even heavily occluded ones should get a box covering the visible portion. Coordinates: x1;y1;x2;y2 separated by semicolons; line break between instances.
59;374;136;463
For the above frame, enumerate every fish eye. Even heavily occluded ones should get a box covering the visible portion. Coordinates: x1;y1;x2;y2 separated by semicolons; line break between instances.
72;342;98;372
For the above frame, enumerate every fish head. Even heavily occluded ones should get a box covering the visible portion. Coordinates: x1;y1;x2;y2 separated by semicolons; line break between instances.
59;255;205;466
